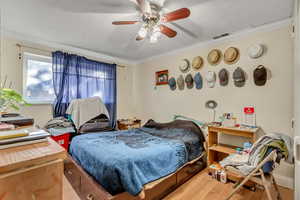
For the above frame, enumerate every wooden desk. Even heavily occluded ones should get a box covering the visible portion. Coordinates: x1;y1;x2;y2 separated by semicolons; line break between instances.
0;137;66;200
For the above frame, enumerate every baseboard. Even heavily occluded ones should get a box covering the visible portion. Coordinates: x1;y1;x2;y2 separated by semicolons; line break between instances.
273;174;294;189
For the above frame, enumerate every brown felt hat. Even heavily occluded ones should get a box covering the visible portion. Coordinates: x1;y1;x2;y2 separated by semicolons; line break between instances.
224;47;239;64
207;49;222;65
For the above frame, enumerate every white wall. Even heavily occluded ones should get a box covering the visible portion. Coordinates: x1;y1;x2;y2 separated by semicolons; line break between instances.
134;25;294;187
294;0;300;198
0;36;136;126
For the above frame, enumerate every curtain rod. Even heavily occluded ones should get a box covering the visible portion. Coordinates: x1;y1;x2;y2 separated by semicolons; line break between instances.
16;43;126;68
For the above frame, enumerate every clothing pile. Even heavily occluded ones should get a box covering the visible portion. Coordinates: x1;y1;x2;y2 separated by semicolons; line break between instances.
220;133;293;175
66;97;109;129
44;117;76;136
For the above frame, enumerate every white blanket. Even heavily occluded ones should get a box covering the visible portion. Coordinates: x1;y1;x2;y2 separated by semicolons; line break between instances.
66;97;109;129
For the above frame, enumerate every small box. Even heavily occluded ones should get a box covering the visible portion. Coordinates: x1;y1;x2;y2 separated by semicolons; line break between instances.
51;133;70;150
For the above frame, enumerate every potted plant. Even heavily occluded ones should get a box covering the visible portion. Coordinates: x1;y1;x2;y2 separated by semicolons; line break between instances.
0;88;30;115
0;77;30;115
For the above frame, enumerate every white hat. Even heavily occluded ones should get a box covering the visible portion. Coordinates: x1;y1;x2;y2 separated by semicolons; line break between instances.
205;71;216;88
179;59;190;73
248;44;264;59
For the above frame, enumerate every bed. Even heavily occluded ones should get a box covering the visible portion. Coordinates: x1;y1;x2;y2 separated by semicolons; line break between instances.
65;119;206;200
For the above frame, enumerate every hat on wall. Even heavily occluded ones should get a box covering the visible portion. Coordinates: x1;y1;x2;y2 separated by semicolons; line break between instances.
192;56;204;70
168;77;176;90
185;73;194;89
207;49;222;65
205;71;216;88
224;47;239;64
194;72;203;89
248;44;264;59
179;59;190;73
177;75;185;90
253;65;267;86
233;67;246;87
219;68;229;86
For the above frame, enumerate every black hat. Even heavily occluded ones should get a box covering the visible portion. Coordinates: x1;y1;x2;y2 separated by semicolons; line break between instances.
233;67;246;87
219;68;229;86
185;73;194;89
253;65;267;86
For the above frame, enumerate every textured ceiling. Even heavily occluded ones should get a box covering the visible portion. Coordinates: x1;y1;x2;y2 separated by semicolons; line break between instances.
0;0;294;62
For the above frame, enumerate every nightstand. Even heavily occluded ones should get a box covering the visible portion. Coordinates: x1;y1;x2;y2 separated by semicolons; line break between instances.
117;119;141;130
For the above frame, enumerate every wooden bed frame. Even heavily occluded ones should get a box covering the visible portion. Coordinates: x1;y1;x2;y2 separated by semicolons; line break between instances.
64;152;206;200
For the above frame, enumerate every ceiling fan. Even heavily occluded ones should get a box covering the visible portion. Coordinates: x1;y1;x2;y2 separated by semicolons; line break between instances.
112;0;191;43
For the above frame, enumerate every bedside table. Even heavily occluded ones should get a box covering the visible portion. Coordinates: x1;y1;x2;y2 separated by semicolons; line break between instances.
117;119;141;130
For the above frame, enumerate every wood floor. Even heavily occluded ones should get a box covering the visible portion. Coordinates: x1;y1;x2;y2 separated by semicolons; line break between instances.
164;169;294;200
63;175;80;200
63;169;294;200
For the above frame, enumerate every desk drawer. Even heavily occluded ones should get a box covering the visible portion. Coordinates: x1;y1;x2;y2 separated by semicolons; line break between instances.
0;159;63;200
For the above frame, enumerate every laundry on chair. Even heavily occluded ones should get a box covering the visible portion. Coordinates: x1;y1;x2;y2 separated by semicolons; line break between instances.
220;133;293;175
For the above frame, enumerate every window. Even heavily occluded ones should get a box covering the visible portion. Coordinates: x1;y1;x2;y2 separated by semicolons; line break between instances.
23;53;55;104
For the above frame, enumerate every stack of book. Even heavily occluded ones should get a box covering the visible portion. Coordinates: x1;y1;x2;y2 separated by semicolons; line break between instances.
0;127;50;149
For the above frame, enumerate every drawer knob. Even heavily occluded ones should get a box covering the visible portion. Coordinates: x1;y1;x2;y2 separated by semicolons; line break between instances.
86;194;94;200
67;170;73;175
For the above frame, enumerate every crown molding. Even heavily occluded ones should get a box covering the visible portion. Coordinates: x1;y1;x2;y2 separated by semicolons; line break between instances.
136;18;293;64
0;28;137;66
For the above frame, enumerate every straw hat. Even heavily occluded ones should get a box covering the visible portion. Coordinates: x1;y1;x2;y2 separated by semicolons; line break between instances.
192;56;204;70
207;49;222;65
224;47;239;64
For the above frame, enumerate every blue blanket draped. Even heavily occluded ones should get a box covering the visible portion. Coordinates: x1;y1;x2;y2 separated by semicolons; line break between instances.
70;127;203;195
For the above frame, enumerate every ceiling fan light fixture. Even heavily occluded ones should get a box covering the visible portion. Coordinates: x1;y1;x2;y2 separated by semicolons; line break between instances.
150;34;158;43
150;31;161;43
138;27;148;38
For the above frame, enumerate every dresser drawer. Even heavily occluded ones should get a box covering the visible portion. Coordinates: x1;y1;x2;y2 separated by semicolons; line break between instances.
0;159;63;200
177;160;206;185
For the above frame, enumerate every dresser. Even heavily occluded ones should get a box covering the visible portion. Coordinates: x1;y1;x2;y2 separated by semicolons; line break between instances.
0;137;66;200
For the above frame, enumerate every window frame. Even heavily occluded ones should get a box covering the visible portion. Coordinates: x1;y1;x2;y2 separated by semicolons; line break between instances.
23;52;55;104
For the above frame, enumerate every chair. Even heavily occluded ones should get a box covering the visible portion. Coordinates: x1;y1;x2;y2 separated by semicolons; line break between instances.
225;150;282;200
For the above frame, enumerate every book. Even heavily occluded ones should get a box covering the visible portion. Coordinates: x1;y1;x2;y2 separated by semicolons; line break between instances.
0;130;50;145
0;123;15;131
0;116;34;127
0;129;29;140
0;138;48;150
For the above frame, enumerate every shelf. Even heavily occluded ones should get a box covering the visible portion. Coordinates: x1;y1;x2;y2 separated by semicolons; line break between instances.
208;144;237;155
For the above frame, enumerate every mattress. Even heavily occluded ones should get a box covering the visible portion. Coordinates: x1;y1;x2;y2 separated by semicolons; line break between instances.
70;120;204;196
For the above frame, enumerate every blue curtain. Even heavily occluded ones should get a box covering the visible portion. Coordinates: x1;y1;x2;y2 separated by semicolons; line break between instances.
52;51;117;127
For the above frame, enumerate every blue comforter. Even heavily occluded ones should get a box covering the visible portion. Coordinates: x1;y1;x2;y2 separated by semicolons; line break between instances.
70;126;203;196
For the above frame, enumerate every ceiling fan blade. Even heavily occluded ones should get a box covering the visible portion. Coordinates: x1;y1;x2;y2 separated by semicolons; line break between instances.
161;8;191;22
160;25;177;38
112;21;139;25
136;35;145;41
